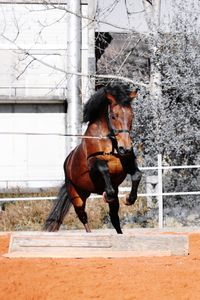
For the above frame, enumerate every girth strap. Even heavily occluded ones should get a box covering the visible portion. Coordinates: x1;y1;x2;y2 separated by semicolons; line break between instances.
87;151;118;160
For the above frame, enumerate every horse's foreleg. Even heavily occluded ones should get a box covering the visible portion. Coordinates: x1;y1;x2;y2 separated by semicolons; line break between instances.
108;198;122;234
88;158;115;203
122;151;142;205
125;169;142;205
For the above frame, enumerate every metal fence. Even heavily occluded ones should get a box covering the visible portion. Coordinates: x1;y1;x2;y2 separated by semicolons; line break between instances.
139;154;200;228
0;154;199;228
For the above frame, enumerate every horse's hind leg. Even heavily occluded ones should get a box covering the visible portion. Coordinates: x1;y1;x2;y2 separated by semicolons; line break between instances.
74;203;91;233
108;196;122;234
67;183;91;232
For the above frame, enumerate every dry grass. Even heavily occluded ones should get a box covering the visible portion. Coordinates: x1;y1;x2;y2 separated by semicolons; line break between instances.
0;192;149;231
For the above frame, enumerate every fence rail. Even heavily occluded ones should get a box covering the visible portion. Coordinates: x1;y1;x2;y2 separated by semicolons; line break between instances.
0;154;199;228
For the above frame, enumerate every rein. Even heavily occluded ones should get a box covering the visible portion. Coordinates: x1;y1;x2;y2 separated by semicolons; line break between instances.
0;132;108;140
0;104;132;146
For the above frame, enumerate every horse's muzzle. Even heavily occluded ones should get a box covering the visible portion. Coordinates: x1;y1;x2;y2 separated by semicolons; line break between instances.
118;146;132;156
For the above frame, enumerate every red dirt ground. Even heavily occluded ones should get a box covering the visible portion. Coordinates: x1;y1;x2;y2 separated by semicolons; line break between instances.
0;233;200;300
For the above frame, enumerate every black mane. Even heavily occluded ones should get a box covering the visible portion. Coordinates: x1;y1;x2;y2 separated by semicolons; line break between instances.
83;84;133;123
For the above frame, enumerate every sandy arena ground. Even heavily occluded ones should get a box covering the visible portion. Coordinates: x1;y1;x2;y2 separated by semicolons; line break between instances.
0;233;200;300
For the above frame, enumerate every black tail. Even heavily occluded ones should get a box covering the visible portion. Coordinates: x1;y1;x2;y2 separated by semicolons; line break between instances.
43;184;72;231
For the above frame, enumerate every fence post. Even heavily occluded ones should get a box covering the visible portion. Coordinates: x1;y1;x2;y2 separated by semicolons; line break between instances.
158;154;163;228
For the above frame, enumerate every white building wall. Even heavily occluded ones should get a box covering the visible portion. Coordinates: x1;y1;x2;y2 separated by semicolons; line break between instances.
0;3;68;97
0;1;96;190
0;114;67;190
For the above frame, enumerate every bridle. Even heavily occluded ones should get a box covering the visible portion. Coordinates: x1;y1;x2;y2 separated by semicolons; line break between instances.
107;104;132;154
87;103;133;160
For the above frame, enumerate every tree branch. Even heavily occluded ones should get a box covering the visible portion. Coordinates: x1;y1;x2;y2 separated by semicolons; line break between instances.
16;58;36;80
2;33;149;88
146;0;152;5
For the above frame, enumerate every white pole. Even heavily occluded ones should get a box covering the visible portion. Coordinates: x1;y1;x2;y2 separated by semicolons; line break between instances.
158;153;163;228
66;0;82;153
81;0;96;105
150;0;162;153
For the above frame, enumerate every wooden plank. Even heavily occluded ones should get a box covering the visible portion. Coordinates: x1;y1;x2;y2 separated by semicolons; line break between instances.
5;229;189;258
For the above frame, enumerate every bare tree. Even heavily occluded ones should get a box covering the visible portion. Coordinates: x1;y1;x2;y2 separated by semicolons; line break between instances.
0;0;151;98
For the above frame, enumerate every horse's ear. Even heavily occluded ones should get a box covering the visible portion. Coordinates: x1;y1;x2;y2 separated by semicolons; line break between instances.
129;89;138;100
106;93;116;104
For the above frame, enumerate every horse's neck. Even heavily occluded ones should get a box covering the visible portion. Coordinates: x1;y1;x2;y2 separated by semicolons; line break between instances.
83;115;112;154
85;117;108;137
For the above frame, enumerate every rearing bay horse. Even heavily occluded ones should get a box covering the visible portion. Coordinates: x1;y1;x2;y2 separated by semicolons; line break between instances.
44;84;142;234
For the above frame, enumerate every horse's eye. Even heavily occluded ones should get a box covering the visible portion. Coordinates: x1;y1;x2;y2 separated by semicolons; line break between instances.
112;113;118;120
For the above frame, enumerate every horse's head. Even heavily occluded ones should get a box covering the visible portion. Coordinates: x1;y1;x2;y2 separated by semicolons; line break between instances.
105;85;138;156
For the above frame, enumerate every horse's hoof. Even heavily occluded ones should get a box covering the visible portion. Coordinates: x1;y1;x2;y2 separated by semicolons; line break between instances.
124;194;137;206
103;192;115;203
124;200;133;206
84;223;91;233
